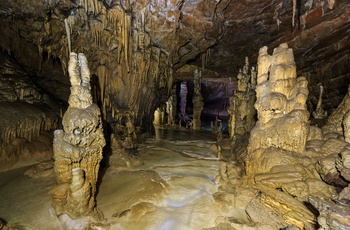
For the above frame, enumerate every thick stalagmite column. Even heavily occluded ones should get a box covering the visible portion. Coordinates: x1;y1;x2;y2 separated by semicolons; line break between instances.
51;53;105;220
246;43;310;174
192;69;204;130
179;81;188;119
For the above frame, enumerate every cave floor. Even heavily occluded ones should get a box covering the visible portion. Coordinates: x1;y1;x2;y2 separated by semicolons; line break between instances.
0;128;238;230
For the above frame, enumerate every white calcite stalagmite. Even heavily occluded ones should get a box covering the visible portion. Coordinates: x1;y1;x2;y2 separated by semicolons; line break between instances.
51;52;105;222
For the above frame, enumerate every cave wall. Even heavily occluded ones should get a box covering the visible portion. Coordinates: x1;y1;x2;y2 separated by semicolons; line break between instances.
0;50;59;171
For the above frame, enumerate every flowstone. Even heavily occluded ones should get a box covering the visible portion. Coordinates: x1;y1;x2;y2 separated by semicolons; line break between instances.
51;53;105;222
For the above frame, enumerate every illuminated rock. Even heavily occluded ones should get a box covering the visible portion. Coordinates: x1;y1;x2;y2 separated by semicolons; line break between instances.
51;53;105;221
247;43;310;174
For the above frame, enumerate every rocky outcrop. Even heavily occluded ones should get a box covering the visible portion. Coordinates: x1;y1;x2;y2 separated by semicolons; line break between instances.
51;53;105;222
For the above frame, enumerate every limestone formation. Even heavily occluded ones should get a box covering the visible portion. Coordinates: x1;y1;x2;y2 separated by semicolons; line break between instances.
0;50;59;172
227;57;256;140
247;43;310;175
322;85;350;136
227;94;237;140
192;69;204;130
51;53;105;220
165;87;177;126
153;107;165;126
312;84;327;119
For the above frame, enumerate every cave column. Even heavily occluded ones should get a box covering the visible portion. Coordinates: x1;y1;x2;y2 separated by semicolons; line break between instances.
179;81;188;119
192;69;204;130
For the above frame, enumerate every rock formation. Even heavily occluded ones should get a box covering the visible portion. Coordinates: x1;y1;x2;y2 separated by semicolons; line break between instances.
0;50;59;172
192;69;204;130
238;44;337;229
228;57;256;140
312;84;327;119
153;107;165;126
309;144;350;230
322;84;350;137
246;43;310;175
51;53;105;222
165;87;177;126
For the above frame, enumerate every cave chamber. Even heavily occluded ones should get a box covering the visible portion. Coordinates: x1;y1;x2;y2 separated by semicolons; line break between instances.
0;0;349;229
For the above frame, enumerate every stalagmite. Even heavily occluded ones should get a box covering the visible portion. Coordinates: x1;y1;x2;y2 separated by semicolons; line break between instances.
228;57;256;139
228;92;236;140
247;43;310;174
51;52;105;224
312;84;327;119
166;87;177;126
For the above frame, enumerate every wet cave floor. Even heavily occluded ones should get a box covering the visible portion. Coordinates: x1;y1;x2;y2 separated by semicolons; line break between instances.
0;128;240;230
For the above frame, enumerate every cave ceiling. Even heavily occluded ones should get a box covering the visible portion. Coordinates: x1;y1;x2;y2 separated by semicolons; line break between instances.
0;0;348;73
0;0;349;122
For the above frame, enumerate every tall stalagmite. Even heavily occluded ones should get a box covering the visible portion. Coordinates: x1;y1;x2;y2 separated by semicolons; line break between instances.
246;43;310;174
228;57;256;140
192;69;204;130
51;53;105;220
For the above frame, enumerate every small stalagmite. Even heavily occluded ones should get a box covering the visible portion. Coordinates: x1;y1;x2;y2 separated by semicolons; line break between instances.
51;52;105;221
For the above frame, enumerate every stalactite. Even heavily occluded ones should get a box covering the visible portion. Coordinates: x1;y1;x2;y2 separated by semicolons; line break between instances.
274;3;283;30
156;48;161;82
44;16;51;35
38;44;43;71
328;0;335;10
124;12;131;72
64;19;72;53
66;15;75;35
139;9;145;51
201;53;205;70
83;0;88;12
206;48;210;66
93;0;99;15
292;0;296;27
168;65;173;95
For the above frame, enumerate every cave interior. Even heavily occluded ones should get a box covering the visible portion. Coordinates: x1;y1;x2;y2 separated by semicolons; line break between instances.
0;0;350;229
